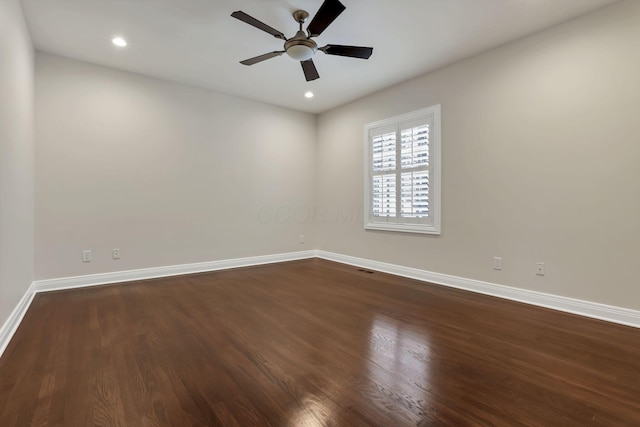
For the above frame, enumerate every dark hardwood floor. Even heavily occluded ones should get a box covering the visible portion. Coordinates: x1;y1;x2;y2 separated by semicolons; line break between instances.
0;258;639;426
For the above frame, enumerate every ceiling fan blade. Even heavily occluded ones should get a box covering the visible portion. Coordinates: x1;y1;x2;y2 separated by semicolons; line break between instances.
320;45;373;59
240;51;285;66
301;59;320;81
306;0;346;37
231;11;286;40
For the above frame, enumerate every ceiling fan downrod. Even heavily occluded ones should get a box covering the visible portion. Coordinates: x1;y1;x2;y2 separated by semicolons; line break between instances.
285;10;317;62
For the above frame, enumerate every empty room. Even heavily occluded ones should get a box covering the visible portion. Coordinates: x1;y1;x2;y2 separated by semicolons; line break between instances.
1;0;639;425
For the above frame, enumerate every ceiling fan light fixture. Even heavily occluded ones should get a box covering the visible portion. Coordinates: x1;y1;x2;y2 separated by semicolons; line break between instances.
284;34;318;61
286;44;315;61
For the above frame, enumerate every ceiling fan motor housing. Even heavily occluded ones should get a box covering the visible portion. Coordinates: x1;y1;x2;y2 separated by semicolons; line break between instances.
285;31;318;61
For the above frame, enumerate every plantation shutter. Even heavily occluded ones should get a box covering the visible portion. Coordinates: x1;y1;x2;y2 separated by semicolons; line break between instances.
370;125;397;219
365;105;441;235
398;117;432;223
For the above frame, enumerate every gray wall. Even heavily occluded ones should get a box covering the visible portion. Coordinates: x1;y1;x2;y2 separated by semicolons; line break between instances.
0;0;34;326
21;0;640;314
316;1;640;310
35;54;316;279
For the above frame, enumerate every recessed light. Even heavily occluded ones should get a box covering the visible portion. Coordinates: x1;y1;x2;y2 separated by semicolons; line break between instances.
112;37;127;47
305;91;314;99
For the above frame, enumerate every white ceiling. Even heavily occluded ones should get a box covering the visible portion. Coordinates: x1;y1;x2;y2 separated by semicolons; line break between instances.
22;0;619;114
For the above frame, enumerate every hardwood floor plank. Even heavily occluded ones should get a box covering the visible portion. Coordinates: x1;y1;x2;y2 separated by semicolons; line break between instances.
1;258;639;426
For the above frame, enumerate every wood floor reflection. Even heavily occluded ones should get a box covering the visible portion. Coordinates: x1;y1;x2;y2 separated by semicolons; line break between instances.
1;258;639;426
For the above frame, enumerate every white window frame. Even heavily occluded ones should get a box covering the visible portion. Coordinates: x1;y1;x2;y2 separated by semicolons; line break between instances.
364;105;441;235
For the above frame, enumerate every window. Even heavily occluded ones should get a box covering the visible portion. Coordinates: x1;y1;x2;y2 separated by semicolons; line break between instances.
364;105;441;234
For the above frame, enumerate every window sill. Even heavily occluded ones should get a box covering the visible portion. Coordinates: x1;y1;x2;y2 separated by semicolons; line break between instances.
365;222;441;235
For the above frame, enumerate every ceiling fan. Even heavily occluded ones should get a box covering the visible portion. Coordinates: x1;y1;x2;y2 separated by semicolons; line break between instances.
231;0;373;82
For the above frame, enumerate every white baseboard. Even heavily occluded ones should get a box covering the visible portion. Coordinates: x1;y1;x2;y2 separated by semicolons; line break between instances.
316;250;640;329
2;249;638;361
0;250;315;359
0;281;37;358
33;250;317;293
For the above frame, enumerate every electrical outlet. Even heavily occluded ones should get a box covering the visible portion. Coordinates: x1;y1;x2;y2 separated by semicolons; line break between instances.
493;257;503;271
536;262;545;276
299;234;305;244
82;250;92;262
112;248;121;260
